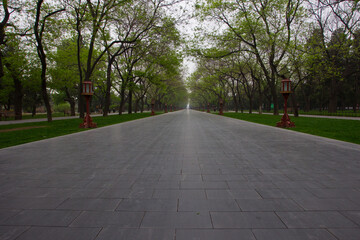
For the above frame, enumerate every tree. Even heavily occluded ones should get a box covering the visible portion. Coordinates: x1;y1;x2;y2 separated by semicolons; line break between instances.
0;0;10;83
196;0;304;115
33;0;65;121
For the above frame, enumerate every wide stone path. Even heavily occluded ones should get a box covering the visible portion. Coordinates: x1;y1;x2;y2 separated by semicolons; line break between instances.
0;109;360;240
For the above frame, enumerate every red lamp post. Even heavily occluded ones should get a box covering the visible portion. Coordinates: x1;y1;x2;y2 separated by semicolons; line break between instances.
164;103;168;113
151;99;155;116
79;81;97;128
276;78;295;128
219;98;224;115
207;103;210;113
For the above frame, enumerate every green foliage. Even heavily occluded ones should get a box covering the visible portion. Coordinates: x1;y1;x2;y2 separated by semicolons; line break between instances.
53;102;70;113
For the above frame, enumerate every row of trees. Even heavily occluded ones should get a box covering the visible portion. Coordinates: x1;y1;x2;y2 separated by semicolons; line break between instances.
188;0;360;115
0;0;188;121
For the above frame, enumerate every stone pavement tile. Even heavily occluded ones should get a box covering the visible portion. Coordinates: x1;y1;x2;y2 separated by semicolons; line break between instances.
69;188;104;198
306;188;360;200
329;228;360;240
105;181;134;189
95;227;175;240
202;174;246;181
178;199;240;211
180;181;228;189
273;180;325;189
135;174;161;182
227;181;277;189
0;197;66;210
140;212;212;228
57;198;121;211
236;199;304;211
116;199;177;211
132;181;180;190
83;180;114;189
152;189;206;200
244;174;290;182
10;179;45;188
127;189;154;199
0;226;29;240
159;174;202;182
99;189;131;198
3;187;74;198
256;189;315;199
340;211;360;225
229;189;262;199
276;211;358;228
211;212;286;228
176;229;256;240
0;210;20;224
221;168;259;175
40;179;90;188
180;169;202;174
70;211;144;227
15;227;101;240
253;229;338;240
320;180;360;189
205;189;261;199
4;210;81;226
201;169;222;174
293;197;360;211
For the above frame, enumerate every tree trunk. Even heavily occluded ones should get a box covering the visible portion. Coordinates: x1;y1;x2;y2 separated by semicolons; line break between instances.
134;97;140;113
118;85;126;115
233;95;238;113
249;97;253;114
291;91;299;117
5;62;23;120
34;0;52;122
103;58;112;117
141;97;144;113
270;84;279;115
328;78;337;113
257;82;263;114
128;89;132;114
0;0;10;85
353;77;359;113
13;77;23;120
32;104;36;117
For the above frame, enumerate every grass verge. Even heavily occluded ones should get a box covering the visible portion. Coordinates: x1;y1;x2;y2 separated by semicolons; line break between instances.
223;112;360;145
0;112;161;149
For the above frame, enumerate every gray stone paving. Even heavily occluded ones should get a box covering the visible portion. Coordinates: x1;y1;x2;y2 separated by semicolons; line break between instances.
0;109;360;239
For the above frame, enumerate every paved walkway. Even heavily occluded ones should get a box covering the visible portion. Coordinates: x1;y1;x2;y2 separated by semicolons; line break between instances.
0;110;360;240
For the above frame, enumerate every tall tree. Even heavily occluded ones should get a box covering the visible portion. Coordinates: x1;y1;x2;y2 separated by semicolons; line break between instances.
33;0;65;121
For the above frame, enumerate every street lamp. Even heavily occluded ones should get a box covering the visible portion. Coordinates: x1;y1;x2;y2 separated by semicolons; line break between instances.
79;81;97;128
276;78;295;128
207;103;210;113
164;103;168;113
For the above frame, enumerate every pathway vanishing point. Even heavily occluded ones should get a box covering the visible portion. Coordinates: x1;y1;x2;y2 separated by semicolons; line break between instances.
0;110;360;240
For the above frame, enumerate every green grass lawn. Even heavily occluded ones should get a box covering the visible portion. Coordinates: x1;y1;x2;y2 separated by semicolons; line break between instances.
1;112;72;121
223;112;360;145
0;112;161;149
260;110;360;117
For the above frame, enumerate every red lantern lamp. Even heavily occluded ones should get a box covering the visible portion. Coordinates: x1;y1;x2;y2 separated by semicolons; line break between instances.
276;78;295;128
79;81;97;128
